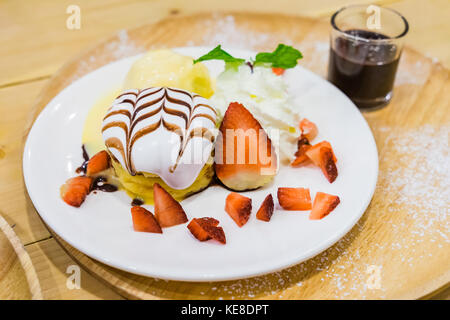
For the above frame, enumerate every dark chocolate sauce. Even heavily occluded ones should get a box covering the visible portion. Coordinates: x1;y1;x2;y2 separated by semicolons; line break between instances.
75;145;90;174
131;198;144;206
246;61;254;73
92;176;118;193
328;29;400;109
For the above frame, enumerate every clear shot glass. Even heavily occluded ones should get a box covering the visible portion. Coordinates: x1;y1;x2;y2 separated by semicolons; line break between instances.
327;5;409;110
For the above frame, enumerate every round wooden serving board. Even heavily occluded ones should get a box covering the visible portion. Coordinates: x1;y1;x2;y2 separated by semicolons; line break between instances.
30;12;449;299
0;214;42;300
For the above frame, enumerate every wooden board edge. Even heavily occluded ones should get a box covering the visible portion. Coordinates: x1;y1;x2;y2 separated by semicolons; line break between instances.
0;215;43;300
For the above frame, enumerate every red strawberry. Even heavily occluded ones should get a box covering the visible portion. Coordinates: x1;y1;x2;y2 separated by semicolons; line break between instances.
215;102;278;191
307;141;337;163
310;192;340;220
153;183;188;228
305;143;338;183
291;137;312;167
187;217;226;244
272;67;285;76
256;194;274;222
299;118;318;141
60;176;92;207
277;187;312;210
131;206;162;233
225;192;252;227
86;150;110;176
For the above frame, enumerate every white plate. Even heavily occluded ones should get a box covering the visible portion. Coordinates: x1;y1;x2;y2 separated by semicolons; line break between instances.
23;47;378;282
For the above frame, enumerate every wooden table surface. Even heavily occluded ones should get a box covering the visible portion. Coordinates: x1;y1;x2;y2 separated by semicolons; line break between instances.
1;0;449;300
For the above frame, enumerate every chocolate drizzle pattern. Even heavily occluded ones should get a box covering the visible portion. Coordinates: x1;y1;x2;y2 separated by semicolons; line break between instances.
102;87;217;179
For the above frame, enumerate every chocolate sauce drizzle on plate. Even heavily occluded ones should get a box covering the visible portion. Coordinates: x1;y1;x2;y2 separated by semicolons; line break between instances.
75;144;118;193
92;176;118;193
131;198;144;206
75;145;90;174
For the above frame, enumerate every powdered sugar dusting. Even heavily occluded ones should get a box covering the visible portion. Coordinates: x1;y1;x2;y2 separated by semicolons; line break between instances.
198;14;295;50
73;30;144;80
106;29;143;60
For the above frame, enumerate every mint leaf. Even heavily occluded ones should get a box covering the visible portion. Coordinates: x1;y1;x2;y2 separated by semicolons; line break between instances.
193;45;245;65
254;44;303;69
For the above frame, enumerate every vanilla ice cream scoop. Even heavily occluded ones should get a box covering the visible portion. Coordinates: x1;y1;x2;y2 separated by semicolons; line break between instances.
123;49;214;98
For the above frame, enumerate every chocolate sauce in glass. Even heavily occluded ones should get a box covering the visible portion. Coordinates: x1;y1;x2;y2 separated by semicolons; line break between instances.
328;29;400;109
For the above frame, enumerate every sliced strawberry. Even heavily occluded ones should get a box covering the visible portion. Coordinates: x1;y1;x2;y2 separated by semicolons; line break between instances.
299;118;318;141
86;150;110;176
187;217;226;244
225;192;252;227
307;141;337;163
272;67;285;76
256;194;274;222
205;225;226;244
277;187;312;210
305;143;338;183
131;206;162;233
291;137;312;167
60;176;92;207
187;218;212;241
310;192;340;220
153;183;188;228
214;102;278;191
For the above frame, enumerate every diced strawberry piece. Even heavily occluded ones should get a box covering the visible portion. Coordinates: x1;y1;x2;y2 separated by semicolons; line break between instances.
188;217;226;244
131;206;162;233
187;218;226;244
86;150;110;176
214;102;278;191
153;183;188;228
310;192;340;220
277;187;312;210
60;176;92;207
307;141;337;163
204;225;226;244
295;137;310;155
291;137;312;167
291;154;310;167
299;118;318;141
305;144;338;183
225;192;252;227
256;194;274;222
187;219;211;241
272;67;285;76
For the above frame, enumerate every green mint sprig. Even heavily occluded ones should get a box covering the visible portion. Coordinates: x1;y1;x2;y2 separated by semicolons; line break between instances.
193;44;303;70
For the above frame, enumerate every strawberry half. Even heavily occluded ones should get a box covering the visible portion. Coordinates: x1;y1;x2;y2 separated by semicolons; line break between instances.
225;192;252;227
214;102;278;191
256;194;274;222
153;183;188;228
305;142;338;183
277;187;312;210
187;217;226;244
131;206;162;233
86;150;110;176
299;118;318;141
60;176;93;207
310;192;340;220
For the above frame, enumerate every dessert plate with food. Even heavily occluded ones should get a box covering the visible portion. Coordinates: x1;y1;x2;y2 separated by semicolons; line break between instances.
23;45;378;281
